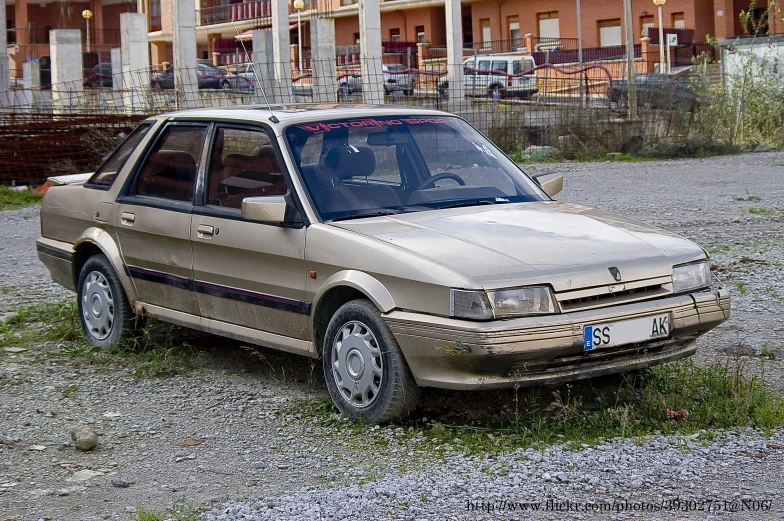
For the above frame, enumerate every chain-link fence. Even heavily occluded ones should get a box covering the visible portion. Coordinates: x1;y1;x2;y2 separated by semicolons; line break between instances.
2;54;719;184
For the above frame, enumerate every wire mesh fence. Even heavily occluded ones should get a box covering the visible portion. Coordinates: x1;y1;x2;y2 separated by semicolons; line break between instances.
1;55;715;184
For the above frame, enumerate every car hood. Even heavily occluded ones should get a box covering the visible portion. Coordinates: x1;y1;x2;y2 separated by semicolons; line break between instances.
331;201;706;292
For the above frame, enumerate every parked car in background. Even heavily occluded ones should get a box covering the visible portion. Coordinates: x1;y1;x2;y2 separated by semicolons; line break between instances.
439;55;538;99
608;74;698;110
338;63;415;96
221;64;256;91
84;63;113;89
151;62;227;90
37;105;729;423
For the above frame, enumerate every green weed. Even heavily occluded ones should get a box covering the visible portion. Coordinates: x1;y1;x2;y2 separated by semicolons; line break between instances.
0;186;44;210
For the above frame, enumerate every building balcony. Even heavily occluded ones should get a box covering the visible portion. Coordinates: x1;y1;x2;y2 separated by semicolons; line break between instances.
198;0;272;27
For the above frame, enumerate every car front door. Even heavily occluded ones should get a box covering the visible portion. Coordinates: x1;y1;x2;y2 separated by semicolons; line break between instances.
190;124;310;348
114;121;209;315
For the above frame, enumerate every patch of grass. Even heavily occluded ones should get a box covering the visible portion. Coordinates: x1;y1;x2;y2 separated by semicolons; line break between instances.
134;509;164;521
0;186;44;210
737;282;748;295
3;302;202;377
296;359;784;454
747;207;783;217
602;153;653;162
736;195;762;202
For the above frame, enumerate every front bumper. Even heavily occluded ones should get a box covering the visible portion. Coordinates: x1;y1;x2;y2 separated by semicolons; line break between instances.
384;288;730;390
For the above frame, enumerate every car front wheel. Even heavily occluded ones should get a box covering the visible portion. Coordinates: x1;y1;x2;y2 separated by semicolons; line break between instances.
323;299;420;423
77;255;139;349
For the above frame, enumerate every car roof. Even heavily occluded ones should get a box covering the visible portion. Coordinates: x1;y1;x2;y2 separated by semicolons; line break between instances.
150;104;454;130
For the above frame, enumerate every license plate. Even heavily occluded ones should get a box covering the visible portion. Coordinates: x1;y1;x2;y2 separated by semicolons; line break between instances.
583;314;670;351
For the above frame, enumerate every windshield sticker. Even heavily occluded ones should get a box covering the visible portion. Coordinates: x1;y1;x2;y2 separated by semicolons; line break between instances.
296;118;454;132
472;141;498;159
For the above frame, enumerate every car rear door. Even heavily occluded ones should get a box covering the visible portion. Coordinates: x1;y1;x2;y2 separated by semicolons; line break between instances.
190;123;310;346
113;121;209;315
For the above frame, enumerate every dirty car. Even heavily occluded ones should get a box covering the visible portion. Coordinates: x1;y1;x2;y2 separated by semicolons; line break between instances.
36;104;730;423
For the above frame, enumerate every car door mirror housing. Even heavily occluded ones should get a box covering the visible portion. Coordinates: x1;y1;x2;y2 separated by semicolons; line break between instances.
241;192;303;226
532;173;564;198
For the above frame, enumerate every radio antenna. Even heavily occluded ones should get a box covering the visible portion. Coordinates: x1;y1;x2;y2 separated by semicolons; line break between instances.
231;19;278;123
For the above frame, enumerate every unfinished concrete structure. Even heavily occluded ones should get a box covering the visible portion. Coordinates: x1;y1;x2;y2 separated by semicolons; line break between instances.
120;13;149;114
171;0;198;108
359;0;384;103
271;0;292;103
310;15;336;103
49;29;82;112
0;0;9;106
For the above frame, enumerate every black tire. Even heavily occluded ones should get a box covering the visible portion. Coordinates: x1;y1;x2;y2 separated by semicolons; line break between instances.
221;80;231;90
77;255;139;349
323;299;420;423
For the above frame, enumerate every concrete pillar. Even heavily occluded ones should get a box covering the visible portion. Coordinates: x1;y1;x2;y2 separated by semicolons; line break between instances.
22;59;40;89
252;29;276;104
311;16;336;103
93;1;105;46
50;30;83;113
359;0;384;103
713;0;735;41
15;0;28;46
0;0;10;107
172;0;198;108
111;47;122;90
120;13;150;114
271;0;292;103
444;0;464;104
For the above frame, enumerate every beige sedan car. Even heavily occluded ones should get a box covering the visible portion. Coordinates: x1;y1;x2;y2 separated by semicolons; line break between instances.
37;105;730;423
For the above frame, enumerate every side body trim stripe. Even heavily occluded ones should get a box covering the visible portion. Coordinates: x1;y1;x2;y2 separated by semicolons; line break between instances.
125;265;311;316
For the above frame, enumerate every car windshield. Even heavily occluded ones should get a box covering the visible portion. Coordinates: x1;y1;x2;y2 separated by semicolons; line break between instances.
285;115;547;221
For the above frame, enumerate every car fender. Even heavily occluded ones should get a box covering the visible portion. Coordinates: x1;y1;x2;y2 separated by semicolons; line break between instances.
74;227;139;307
310;270;396;334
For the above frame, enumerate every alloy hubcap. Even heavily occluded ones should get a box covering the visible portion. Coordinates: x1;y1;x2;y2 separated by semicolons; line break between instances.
331;321;383;409
81;271;114;340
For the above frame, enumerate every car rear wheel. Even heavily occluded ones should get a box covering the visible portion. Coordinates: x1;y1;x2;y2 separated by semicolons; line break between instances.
77;255;139;349
323;299;420;423
221;79;231;90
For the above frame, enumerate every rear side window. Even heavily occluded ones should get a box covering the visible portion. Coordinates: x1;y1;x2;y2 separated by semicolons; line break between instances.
132;124;207;203
513;60;534;75
87;122;153;187
491;61;508;73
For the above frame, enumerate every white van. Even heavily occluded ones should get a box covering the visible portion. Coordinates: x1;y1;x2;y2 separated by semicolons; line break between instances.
439;55;538;99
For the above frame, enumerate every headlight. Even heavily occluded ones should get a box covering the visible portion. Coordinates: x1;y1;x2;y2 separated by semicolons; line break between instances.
672;260;711;293
450;286;557;320
488;286;557;317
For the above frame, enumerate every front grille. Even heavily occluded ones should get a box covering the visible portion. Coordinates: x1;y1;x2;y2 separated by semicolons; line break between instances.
559;284;669;312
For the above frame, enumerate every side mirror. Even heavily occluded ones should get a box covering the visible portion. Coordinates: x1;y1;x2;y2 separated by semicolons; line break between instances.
532;173;564;198
241;191;303;226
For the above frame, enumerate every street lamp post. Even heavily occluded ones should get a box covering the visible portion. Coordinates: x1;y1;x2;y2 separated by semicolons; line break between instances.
652;0;666;73
293;0;304;72
82;9;93;53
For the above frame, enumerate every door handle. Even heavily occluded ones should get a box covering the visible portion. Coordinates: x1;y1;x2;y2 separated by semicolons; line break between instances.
196;224;215;239
120;212;135;225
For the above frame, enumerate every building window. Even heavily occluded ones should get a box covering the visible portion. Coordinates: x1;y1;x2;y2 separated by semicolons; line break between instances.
672;12;685;28
598;19;622;47
508;16;520;45
389;28;401;42
537;11;560;39
415;25;425;43
480;18;491;48
640;15;655;38
354;32;360;44
341;0;356;5
149;0;162;32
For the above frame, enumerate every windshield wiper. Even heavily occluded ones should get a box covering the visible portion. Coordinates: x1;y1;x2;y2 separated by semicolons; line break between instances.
330;209;401;222
440;199;510;210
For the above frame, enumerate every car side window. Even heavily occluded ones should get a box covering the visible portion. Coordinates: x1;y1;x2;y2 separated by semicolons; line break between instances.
491;61;508;74
464;60;475;76
87;122;153;187
206;127;287;209
513;60;533;75
132;124;207;203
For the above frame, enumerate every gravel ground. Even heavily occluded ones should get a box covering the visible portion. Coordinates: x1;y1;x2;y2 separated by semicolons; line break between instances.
1;152;783;521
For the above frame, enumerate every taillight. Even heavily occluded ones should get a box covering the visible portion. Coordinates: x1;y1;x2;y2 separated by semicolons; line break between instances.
508;80;512;87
